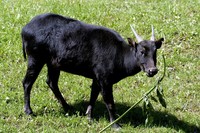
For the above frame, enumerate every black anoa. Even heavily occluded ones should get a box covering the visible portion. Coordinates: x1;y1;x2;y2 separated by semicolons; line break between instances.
22;13;164;129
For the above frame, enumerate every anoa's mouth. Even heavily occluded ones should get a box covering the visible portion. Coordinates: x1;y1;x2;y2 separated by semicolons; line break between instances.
140;64;158;77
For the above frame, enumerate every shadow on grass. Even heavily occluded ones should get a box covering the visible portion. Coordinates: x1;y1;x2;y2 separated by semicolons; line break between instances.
71;101;199;133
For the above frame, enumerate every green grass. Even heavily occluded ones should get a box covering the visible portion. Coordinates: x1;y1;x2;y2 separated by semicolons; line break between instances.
0;0;199;132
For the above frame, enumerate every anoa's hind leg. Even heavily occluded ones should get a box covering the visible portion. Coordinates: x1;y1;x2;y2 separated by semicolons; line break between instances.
22;57;44;115
46;64;70;112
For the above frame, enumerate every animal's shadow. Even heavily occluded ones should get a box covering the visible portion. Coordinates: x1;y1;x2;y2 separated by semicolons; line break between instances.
35;100;199;132
70;101;199;133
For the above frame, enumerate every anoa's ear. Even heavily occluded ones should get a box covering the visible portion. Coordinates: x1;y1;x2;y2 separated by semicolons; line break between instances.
155;38;164;49
127;38;137;47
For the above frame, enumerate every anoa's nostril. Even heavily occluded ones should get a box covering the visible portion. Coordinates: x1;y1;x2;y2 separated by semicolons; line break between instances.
149;68;158;74
146;68;158;77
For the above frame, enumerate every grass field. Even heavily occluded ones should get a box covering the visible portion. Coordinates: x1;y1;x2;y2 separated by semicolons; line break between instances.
0;0;199;132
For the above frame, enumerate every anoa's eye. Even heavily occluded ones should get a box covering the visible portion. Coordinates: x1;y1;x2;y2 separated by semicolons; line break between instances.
141;50;145;54
140;48;146;55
